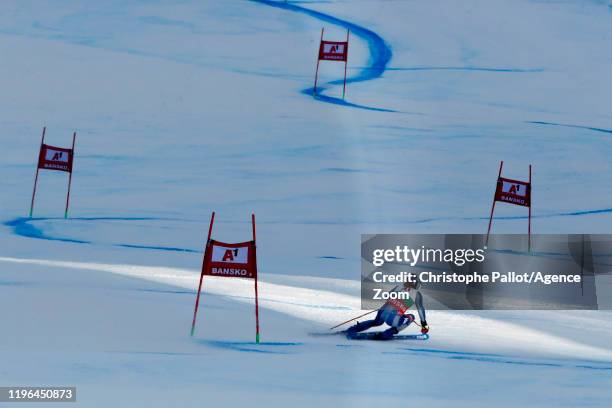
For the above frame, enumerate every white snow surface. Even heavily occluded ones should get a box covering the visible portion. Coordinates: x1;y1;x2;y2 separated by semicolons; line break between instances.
1;1;612;407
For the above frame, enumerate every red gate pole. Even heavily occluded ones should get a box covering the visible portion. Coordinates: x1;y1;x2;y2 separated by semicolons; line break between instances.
29;127;46;218
313;28;324;96
252;213;260;344
190;211;215;337
342;29;349;99
486;160;504;248
64;132;77;219
528;165;532;253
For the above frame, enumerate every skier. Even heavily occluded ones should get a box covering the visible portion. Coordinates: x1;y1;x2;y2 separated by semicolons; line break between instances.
346;279;428;340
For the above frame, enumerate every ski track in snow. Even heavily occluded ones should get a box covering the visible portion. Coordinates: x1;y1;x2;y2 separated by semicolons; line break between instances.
2;255;612;365
13;214;612;273
250;0;395;112
3;3;611;252
527;121;612;135
385;348;612;371
7;204;612;255
386;66;545;73
3;217;201;253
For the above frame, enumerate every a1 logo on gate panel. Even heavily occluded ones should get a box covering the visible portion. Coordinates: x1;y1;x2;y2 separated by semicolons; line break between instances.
211;245;249;264
45;148;70;163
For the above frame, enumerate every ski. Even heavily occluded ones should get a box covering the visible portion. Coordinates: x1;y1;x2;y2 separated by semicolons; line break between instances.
347;332;429;341
310;331;429;341
392;333;429;341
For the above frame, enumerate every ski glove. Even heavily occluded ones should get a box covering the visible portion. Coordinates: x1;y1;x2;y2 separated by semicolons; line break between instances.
420;321;429;334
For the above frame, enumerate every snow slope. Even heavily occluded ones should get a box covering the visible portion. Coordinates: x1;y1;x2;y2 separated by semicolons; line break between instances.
1;0;612;406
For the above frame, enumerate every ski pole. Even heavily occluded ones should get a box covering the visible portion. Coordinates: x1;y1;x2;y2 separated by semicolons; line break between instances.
330;310;376;330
